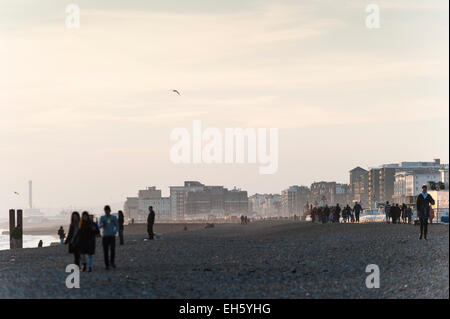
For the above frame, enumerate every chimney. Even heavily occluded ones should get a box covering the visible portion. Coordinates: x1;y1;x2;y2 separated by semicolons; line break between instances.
29;180;33;209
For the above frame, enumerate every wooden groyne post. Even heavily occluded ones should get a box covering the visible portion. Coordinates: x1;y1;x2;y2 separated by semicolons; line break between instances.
9;209;23;249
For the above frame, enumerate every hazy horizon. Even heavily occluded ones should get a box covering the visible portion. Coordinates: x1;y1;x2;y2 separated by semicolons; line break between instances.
1;0;448;216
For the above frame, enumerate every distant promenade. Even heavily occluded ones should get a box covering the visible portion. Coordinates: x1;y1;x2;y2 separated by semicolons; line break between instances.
0;221;448;298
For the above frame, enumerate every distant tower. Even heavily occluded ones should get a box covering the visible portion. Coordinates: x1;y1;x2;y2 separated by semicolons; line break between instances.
29;180;33;209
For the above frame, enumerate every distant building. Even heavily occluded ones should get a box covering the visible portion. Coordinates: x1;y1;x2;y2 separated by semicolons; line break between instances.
169;181;204;219
349;167;369;207
440;165;449;188
364;159;444;207
281;185;310;217
368;168;381;209
124;186;170;222
249;193;281;217
170;181;248;219
394;169;442;204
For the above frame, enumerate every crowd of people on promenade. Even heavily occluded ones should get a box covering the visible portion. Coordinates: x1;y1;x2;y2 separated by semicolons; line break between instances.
309;184;436;240
310;202;363;224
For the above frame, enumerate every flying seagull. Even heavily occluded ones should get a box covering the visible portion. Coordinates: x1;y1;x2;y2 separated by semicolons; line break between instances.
13;192;19;195
172;89;181;96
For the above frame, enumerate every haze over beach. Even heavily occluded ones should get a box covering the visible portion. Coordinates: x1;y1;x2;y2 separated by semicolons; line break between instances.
1;0;448;216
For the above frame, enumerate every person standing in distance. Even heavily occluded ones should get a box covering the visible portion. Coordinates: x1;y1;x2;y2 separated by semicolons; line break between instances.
416;185;435;240
147;206;155;240
99;205;118;269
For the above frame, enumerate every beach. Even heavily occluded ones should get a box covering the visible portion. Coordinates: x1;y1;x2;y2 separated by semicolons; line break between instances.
0;220;448;298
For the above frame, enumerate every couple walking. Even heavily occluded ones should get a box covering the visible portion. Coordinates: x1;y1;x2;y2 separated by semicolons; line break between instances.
66;205;123;271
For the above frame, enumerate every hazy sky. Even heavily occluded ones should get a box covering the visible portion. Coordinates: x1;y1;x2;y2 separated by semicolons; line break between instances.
1;0;448;215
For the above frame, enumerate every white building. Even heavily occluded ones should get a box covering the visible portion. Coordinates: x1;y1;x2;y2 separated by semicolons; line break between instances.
138;197;170;220
124;186;170;222
169;181;205;220
394;170;441;204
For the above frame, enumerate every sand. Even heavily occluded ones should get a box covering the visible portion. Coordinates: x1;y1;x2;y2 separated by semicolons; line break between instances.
0;220;448;298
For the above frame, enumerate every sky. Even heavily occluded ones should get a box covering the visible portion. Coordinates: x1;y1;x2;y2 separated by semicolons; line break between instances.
0;0;448;216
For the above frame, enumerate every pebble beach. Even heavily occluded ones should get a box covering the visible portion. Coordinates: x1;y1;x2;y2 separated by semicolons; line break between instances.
0;220;448;298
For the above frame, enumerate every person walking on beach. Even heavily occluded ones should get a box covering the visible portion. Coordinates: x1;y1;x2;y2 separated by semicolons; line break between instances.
58;226;65;245
392;204;401;224
147;206;155;240
118;210;125;245
38;240;43;248
99;205;118;269
335;204;341;223
406;206;413;224
416;185;435;240
79;211;97;272
401;203;408;224
353;202;362;223
385;201;391;223
323;205;330;223
65;211;81;267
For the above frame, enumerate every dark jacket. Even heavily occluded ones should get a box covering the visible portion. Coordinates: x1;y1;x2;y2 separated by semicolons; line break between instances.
353;203;362;214
416;193;435;218
147;211;155;225
118;214;124;230
58;228;65;239
78;220;96;255
65;224;79;254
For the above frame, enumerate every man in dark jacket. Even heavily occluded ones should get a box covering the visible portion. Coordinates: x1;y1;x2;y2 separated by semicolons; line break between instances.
147;206;155;240
416;185;435;240
353;202;362;223
57;226;65;245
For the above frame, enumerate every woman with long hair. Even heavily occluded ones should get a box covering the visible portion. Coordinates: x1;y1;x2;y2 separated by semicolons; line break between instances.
65;211;81;266
78;211;97;272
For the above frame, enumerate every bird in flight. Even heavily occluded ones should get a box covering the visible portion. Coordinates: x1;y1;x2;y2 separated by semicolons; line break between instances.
13;192;19;195
172;89;181;96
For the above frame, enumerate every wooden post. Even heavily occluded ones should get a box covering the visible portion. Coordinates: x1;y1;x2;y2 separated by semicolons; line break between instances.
9;209;15;249
16;209;23;249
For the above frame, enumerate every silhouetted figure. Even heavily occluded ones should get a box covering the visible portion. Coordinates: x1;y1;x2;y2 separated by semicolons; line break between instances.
118;210;125;245
58;226;65;245
99;205;118;270
323;205;330;223
416;185;435;240
385;201;391;223
240;215;245;225
65;211;81;267
392;204;401;224
147;206;155;240
401;203;408;223
79;211;96;272
38;240;43;248
406;206;412;224
335;204;341;223
353;202;362;223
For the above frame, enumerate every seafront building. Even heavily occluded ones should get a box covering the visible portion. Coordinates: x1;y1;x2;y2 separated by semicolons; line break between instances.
351;158;447;208
125;181;248;221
